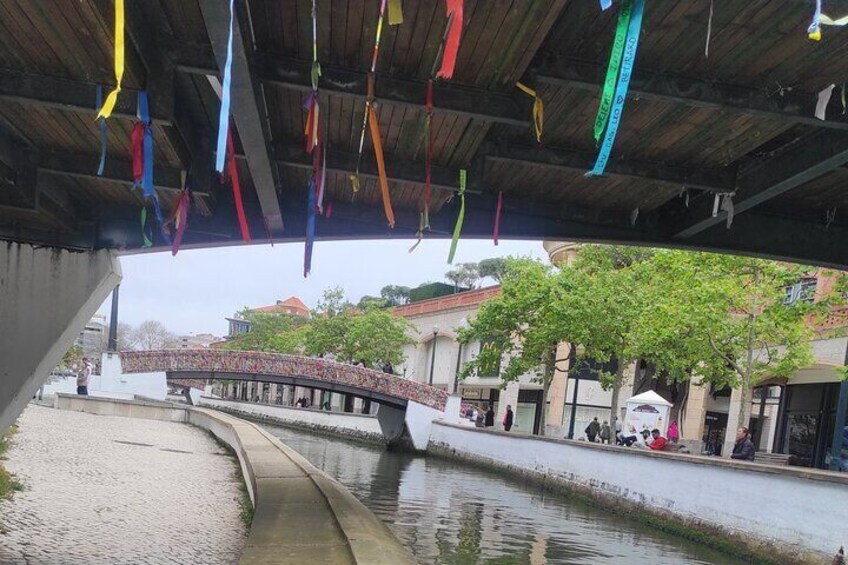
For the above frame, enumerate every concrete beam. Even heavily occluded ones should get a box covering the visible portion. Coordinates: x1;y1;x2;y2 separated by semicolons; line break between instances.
0;243;121;432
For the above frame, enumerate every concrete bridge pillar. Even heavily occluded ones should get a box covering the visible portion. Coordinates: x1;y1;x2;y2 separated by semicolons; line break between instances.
0;243;121;432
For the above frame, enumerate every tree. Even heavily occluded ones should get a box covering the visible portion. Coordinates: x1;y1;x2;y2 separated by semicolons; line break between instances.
459;258;562;435
477;257;507;283
221;310;308;353
445;263;480;291
115;322;135;351
303;288;413;366
59;344;84;371
380;285;411;306
634;251;833;446
130;320;177;350
357;295;390;310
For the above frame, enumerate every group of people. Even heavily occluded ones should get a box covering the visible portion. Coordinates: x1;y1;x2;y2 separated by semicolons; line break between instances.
582;416;678;452
465;404;514;431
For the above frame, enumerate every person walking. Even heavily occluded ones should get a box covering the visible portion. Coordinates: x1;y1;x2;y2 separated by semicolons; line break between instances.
730;426;756;461
600;420;611;444
668;420;680;444
503;405;514;432
585;417;600;443
485;405;495;427
76;357;92;396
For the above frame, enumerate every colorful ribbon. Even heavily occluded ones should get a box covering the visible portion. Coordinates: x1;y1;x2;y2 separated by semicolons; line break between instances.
809;0;822;40
704;0;714;57
140;207;153;248
600;0;613;9
409;211;425;253
135;91;168;243
587;0;644;177
304;177;316;277
226;126;251;242
594;0;632;144
447;169;466;264
215;0;235;173
388;0;403;25
305;0;322;153
316;146;327;213
96;0;124;119
96;86;107;176
516;82;543;143
424;79;434;228
131;121;144;184
369;104;395;228
493;191;503;246
169;174;190;256
437;0;463;79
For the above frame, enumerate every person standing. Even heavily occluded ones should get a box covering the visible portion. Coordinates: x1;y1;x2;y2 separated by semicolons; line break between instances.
485;405;495;427
668;420;680;444
730;426;755;461
585;417;600;443
503;405;514;432
76;357;92;396
614;419;623;445
600;420;611;444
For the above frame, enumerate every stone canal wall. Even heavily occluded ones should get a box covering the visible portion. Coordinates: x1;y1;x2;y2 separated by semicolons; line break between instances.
198;396;384;442
56;395;414;564
428;421;847;564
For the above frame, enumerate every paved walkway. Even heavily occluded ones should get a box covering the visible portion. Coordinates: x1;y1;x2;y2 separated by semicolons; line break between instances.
0;404;248;564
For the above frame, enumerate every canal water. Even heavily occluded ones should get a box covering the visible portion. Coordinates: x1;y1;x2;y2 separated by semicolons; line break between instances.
265;425;746;565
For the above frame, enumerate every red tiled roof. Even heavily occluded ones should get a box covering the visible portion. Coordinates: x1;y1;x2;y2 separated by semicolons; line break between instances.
393;286;501;318
250;296;310;317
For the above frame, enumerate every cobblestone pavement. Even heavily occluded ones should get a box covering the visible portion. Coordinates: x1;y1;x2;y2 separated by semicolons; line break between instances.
0;404;248;564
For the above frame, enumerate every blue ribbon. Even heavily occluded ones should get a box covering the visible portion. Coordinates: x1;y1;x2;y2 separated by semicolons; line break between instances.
600;0;612;10
137;91;170;244
304;178;316;277
96;86;107;176
215;0;235;173
587;0;644;177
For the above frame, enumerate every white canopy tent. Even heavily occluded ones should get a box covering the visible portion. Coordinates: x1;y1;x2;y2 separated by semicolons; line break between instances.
624;390;673;436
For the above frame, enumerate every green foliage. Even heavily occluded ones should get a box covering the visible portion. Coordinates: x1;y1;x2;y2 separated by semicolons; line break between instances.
380;285;411;306
0;425;23;500
357;295;390;310
304;289;414;366
445;262;480;290
477;257;507;283
408;282;455;302
60;344;84;370
221;310;308;354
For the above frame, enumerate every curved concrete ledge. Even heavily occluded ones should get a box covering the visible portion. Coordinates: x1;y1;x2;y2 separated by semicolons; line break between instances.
53;395;414;564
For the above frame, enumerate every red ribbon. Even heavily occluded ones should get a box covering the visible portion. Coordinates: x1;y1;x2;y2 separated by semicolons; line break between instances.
437;0;463;79
493;191;503;246
226;127;251;242
131;121;144;184
171;189;190;256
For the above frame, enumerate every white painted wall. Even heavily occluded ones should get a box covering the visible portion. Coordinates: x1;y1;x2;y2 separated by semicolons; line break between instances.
428;422;847;558
198;396;383;438
0;243;121;432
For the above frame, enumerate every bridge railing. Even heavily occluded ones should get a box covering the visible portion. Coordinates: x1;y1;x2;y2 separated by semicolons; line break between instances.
120;350;449;411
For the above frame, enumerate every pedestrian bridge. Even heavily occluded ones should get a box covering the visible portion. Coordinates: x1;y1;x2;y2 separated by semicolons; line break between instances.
120;350;454;451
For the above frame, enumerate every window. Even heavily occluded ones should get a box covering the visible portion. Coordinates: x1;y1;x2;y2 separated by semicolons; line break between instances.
784;277;817;305
477;339;501;378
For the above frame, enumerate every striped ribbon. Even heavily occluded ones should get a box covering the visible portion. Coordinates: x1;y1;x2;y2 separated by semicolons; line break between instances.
516;82;544;143
96;86;107;176
587;0;644;177
447;169;466;264
304;177;316;277
594;0;633;144
96;0;124;119
215;0;235;173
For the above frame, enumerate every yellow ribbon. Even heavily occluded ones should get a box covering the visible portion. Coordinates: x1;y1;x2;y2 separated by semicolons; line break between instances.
97;0;125;119
388;0;403;25
516;82;543;143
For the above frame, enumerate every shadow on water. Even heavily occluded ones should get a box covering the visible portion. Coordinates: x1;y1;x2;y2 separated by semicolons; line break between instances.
264;424;748;565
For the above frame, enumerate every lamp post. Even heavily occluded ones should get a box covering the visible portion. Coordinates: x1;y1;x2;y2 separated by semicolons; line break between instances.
453;318;469;394
428;325;440;386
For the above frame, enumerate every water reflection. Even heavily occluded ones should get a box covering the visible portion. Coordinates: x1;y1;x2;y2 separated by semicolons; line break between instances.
265;425;745;565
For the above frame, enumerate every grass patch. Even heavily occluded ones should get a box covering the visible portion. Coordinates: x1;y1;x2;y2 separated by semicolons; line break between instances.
235;472;254;527
0;425;23;500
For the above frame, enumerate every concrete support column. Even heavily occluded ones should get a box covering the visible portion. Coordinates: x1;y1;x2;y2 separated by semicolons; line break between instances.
681;380;708;441
723;385;751;456
497;381;520;430
545;343;571;435
0;243;121;432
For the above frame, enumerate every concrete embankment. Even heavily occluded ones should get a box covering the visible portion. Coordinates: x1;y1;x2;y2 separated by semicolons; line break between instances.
427;421;846;564
54;394;414;565
198;396;384;443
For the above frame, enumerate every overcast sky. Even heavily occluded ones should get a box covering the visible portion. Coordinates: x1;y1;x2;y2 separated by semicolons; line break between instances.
97;239;546;337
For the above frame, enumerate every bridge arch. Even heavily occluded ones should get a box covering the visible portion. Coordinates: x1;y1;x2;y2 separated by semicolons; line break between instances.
121;350;449;411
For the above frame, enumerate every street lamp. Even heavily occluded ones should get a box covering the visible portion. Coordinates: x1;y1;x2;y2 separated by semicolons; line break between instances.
428;325;440;386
